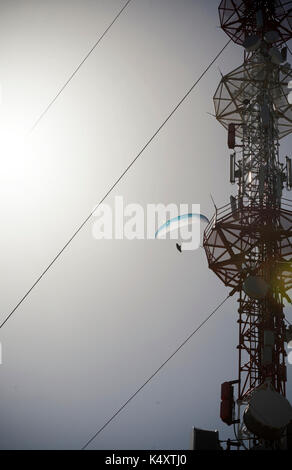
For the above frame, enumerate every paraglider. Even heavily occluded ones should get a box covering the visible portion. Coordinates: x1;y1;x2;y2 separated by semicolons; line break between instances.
155;213;210;252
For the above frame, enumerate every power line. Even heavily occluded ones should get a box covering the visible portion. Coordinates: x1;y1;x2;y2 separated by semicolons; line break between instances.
29;0;132;133
81;293;232;449
0;38;231;330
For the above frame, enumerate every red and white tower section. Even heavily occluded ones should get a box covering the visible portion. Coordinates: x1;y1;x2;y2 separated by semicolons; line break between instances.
204;0;292;447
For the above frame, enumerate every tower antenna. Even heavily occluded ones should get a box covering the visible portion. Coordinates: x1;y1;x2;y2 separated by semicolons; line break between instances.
203;0;292;450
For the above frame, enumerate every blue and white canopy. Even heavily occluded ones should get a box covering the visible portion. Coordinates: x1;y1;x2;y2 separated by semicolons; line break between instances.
155;213;209;239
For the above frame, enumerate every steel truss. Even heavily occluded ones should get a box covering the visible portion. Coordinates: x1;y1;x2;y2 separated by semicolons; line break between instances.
204;0;292;438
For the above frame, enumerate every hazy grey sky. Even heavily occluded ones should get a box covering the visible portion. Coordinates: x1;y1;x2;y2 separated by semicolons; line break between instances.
0;0;291;450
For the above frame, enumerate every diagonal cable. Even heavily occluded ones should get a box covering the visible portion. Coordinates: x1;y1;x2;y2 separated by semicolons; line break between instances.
81;293;231;449
0;38;231;330
29;0;132;133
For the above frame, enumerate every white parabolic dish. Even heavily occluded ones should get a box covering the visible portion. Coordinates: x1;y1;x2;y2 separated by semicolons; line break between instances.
244;383;292;439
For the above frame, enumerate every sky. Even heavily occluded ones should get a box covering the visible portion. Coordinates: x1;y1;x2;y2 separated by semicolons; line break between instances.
0;0;291;450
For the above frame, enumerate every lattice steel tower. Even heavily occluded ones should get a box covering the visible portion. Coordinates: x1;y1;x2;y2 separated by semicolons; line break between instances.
203;0;292;447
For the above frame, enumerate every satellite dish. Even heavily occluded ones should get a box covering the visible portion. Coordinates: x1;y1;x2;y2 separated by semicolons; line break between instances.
281;47;288;62
268;47;283;65
243;275;269;299
264;30;281;44
243;35;261;52
243;383;292;440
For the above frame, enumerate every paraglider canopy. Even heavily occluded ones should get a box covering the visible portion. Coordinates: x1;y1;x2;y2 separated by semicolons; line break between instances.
155;213;209;251
155;213;209;238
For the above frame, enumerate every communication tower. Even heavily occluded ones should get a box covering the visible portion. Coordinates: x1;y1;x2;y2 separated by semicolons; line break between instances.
203;0;292;448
